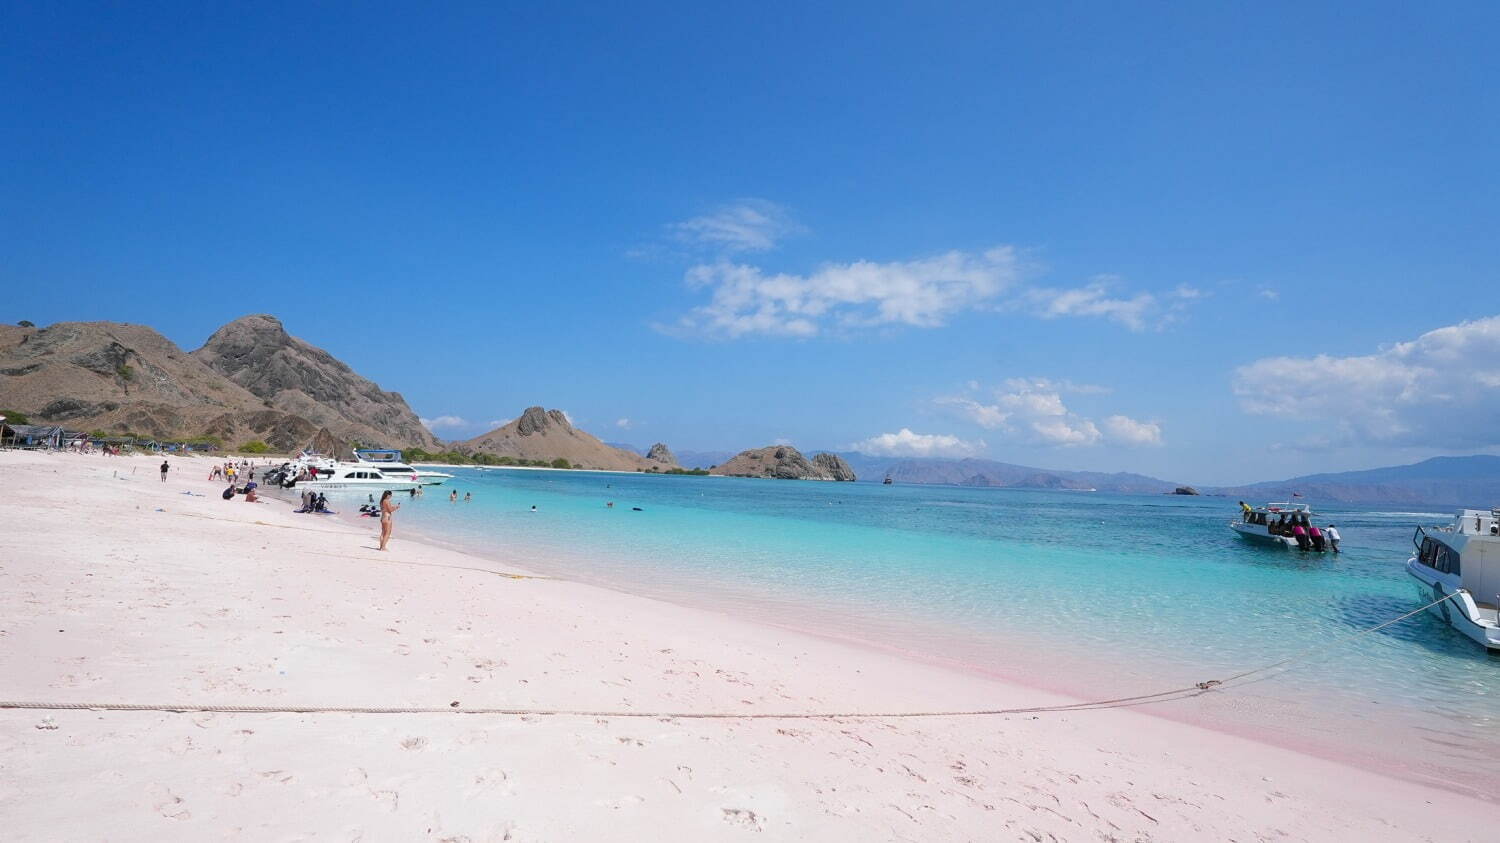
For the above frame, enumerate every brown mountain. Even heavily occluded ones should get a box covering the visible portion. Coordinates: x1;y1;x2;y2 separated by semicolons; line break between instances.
460;406;659;471
710;445;855;480
0;316;437;453
192;315;440;450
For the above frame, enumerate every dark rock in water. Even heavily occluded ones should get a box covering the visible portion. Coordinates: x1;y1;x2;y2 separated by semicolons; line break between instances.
646;442;678;466
812;452;856;482
1173;486;1201;495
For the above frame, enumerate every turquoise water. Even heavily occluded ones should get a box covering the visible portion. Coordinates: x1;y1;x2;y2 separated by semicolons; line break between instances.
326;469;1500;793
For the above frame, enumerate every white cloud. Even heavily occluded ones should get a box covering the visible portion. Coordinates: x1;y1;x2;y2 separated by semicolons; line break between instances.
852;428;986;458
485;418;511;428
1257;286;1280;301
667;246;1023;338
419;415;468;431
616;418;633;429
1022;278;1158;331
1021;277;1201;331
1001;377;1112;395
772;437;793;446
1233;315;1500;447
670;199;803;253
1102;414;1163;446
939;379;1161;448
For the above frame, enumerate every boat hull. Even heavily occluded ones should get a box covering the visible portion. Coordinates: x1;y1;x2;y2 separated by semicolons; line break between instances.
1406;560;1500;650
1229;521;1327;550
293;479;422;492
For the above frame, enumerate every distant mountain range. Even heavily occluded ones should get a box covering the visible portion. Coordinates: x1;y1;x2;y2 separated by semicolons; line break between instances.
6;316;1495;507
610;443;1498;506
1207;456;1500;508
824;453;1180;494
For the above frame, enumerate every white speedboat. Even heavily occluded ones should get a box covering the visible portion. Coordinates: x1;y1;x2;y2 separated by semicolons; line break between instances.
353;449;453;486
265;450;422;492
1230;502;1331;551
1407;510;1500;651
290;464;421;493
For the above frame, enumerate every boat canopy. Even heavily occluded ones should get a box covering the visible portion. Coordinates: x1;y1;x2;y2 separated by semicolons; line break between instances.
353;448;403;463
1258;502;1311;514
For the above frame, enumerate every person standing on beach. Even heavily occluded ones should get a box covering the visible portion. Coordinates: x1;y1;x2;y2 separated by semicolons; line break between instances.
159;460;169;482
378;490;399;551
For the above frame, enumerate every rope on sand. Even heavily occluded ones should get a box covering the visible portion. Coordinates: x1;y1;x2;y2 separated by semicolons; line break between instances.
0;595;1457;721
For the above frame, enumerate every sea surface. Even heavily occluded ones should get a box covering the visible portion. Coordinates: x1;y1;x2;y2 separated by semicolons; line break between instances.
321;468;1500;796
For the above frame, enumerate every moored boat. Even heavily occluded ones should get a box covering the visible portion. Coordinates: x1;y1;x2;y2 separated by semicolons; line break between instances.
1230;501;1332;551
352;448;453;486
262;448;423;492
1407;510;1500;651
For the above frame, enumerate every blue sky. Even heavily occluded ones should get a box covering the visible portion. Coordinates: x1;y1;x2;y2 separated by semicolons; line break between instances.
4;2;1498;484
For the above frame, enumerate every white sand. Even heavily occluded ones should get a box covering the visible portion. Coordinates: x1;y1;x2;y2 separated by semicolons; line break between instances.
0;450;1493;840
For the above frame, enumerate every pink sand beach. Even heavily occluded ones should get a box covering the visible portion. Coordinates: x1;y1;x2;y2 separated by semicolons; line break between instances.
1;449;1494;840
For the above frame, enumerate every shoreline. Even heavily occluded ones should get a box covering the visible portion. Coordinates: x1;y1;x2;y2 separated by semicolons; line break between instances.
3;449;1496;838
388;506;1497;802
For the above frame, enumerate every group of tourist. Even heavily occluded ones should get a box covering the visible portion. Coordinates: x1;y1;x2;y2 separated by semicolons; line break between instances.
208;460;259;484
1239;502;1341;552
297;490;333;514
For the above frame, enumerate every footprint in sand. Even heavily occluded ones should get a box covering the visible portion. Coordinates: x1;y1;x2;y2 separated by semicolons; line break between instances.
369;789;399;812
598;795;646;810
469;768;516;798
721;808;764;831
147;784;192;821
400;736;429;751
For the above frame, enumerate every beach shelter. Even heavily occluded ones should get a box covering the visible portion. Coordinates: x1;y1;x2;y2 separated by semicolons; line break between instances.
6;424;64;449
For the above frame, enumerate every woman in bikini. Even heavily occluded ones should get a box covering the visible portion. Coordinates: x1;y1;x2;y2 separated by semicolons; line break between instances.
378;489;400;551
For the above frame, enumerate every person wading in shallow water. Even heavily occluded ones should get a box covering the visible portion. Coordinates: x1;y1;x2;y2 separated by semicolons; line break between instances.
378;490;400;551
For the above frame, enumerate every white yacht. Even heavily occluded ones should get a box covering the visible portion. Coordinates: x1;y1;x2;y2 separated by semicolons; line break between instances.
265;450;422;492
1407;510;1500;651
1230;502;1331;551
353;449;453;486
287;463;421;493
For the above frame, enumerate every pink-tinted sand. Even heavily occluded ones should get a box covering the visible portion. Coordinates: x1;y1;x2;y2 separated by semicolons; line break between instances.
1;450;1494;840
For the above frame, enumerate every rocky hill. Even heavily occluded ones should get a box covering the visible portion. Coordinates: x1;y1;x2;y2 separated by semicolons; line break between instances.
645;442;679;467
813;452;856;481
192;315;439;450
710;445;856;480
0;317;438;453
460;407;660;471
